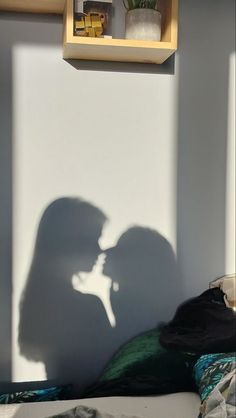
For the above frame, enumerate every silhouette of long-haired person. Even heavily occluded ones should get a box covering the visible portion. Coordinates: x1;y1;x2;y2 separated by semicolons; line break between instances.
103;226;181;348
18;197;111;395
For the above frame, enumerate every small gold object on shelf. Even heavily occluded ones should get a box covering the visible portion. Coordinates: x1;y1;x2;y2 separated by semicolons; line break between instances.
75;12;106;37
74;0;112;38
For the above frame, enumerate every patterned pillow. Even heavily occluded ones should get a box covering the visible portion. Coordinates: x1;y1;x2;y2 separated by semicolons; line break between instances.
0;385;72;404
193;352;236;402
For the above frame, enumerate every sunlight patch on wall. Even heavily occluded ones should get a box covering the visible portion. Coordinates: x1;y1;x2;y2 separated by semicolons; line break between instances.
11;43;178;386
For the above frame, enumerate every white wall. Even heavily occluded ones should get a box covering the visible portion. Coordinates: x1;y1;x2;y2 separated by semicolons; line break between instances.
176;0;235;298
12;42;178;385
0;0;235;393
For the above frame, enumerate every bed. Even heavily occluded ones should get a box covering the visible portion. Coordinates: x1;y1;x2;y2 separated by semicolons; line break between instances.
0;393;200;418
3;281;234;418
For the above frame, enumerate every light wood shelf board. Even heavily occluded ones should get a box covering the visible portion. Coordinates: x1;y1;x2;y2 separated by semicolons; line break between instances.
0;0;65;14
63;42;175;64
63;0;178;64
0;0;178;64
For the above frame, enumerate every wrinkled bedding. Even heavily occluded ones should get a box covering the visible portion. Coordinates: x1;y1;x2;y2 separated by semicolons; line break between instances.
200;369;236;418
0;393;201;418
193;353;236;418
47;405;141;418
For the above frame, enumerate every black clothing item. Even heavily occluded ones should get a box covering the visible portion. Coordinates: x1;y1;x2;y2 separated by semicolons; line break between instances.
83;349;198;399
159;288;236;354
83;373;197;399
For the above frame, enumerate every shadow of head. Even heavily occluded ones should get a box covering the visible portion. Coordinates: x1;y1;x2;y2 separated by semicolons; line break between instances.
104;226;177;287
34;197;107;274
104;226;179;327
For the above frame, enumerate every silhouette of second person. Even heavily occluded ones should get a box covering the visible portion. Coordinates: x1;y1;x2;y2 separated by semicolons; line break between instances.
104;226;180;347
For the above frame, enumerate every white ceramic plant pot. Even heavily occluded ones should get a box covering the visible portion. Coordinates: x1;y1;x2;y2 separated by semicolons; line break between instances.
125;8;161;41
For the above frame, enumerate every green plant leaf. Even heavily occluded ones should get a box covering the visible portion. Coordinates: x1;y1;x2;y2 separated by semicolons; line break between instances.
134;0;142;8
123;0;132;10
123;0;158;10
150;0;158;9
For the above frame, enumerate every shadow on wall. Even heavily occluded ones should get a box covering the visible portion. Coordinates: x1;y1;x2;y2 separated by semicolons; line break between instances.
0;9;175;389
176;0;235;297
18;197;181;396
104;227;181;346
18;198;110;395
66;54;175;75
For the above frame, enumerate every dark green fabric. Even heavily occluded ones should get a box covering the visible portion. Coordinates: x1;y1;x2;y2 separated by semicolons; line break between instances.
85;329;199;398
100;329;197;383
100;329;166;381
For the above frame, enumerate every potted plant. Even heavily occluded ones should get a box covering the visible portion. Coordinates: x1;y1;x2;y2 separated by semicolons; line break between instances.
123;0;161;41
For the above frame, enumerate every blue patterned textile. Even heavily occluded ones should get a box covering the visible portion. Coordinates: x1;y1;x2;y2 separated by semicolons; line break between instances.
0;385;72;404
193;352;236;402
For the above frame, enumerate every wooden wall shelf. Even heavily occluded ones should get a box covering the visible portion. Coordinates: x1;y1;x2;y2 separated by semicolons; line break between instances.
0;0;178;65
63;0;178;64
0;0;65;14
